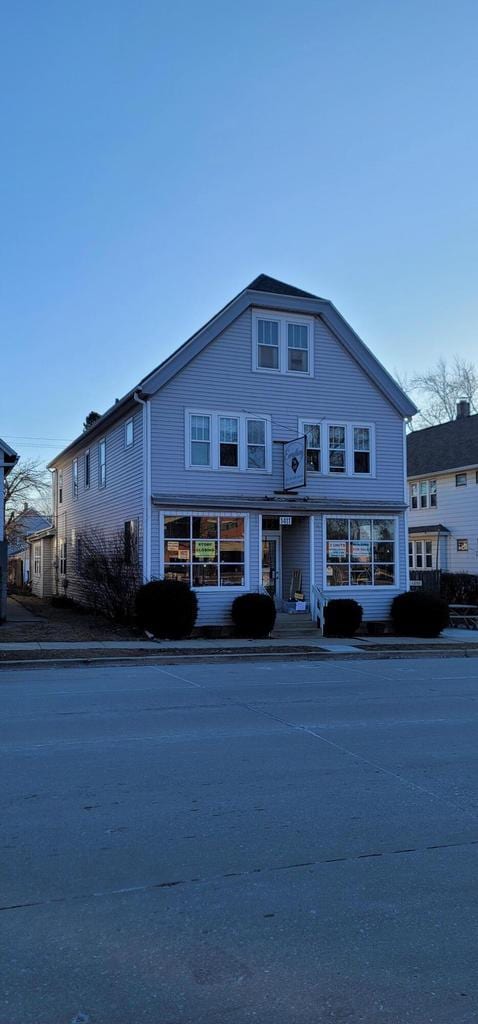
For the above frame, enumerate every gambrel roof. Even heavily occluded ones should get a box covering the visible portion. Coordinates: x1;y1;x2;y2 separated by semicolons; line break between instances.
49;274;417;466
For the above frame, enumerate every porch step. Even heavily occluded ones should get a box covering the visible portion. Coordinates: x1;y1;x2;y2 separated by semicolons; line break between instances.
272;612;320;639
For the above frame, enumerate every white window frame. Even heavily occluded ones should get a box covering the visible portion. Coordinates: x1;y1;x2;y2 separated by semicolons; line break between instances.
98;438;106;489
410;478;439;509
125;417;134;449
159;510;250;592
58;469;63;505
72;457;78;500
456;473;467;487
185;410;272;473
84;449;90;489
252;309;314;378
323;515;398;590
299;420;375;477
409;538;434;569
299;419;322;473
33;543;41;575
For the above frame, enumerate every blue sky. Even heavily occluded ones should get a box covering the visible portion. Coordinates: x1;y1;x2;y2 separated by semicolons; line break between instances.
2;0;478;466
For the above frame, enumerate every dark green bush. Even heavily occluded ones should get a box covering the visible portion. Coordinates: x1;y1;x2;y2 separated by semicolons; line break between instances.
391;591;449;637
231;592;276;638
324;599;363;637
440;572;478;606
135;580;198;639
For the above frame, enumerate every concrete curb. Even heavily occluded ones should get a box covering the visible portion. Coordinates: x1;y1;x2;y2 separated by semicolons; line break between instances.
1;647;478;670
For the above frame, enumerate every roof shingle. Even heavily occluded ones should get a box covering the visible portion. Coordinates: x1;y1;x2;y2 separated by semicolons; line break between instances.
407;414;478;476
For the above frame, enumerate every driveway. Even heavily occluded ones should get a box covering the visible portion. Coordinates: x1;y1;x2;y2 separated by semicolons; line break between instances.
2;657;478;1023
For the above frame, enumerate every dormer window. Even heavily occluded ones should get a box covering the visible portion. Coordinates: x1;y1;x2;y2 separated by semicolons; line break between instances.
253;310;313;377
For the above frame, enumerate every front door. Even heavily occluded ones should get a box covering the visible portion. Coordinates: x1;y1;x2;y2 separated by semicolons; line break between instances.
262;534;281;602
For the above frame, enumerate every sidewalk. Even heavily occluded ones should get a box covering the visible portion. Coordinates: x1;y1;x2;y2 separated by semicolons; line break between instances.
1;628;478;665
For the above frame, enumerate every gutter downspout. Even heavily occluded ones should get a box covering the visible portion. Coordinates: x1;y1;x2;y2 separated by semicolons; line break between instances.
134;391;152;583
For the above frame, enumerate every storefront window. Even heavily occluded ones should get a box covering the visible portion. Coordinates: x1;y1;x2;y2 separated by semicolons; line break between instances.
326;517;395;586
163;515;245;587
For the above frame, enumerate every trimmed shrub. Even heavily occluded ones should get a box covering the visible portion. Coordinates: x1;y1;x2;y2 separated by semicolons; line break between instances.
391;591;449;638
324;599;363;637
232;592;276;639
135;580;198;639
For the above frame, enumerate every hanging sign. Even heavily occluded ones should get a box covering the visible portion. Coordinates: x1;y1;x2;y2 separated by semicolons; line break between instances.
194;540;216;560
283;436;306;491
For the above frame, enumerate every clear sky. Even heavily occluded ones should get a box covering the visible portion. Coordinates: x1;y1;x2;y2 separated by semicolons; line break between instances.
2;0;478;467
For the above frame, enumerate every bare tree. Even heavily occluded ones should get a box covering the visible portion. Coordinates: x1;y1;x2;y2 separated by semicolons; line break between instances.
397;356;478;428
76;526;140;622
4;459;51;539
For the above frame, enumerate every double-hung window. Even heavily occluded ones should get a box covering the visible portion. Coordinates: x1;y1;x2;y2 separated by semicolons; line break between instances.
190;415;211;467
58;469;63;505
187;411;270;472
33;543;41;575
219;417;239;468
410;483;418;509
420;481;428;508
329;425;346;473
287;324;309;373
59;539;67;576
410;479;438;509
125;417;134;448
253;310;313;376
301;422;321;472
257;319;279;369
98;438;106;488
247;419;266;469
429;480;437;507
353;427;371;474
85;450;90;489
72;458;78;500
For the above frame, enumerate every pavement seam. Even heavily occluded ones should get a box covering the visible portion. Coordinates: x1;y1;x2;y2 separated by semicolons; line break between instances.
153;665;478;824
2;836;478;913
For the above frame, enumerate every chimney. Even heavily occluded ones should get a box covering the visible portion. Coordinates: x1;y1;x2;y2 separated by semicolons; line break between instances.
456;400;470;419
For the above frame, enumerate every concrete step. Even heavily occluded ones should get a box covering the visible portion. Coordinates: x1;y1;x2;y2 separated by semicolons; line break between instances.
272;612;319;638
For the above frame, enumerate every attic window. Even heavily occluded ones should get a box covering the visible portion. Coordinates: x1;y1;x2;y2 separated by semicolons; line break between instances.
253;310;314;377
456;473;467;487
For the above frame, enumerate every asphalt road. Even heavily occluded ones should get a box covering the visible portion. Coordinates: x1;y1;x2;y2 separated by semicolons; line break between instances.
2;656;478;1024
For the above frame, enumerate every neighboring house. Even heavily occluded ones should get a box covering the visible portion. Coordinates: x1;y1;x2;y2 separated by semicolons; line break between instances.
28;525;56;599
407;401;478;574
45;274;416;626
0;438;19;621
7;505;52;588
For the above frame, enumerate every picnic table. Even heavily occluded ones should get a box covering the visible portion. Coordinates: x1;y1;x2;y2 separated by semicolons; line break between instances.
449;603;478;630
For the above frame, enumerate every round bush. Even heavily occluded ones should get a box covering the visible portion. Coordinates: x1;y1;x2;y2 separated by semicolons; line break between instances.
324;599;363;637
232;592;276;639
391;591;449;638
135;580;198;639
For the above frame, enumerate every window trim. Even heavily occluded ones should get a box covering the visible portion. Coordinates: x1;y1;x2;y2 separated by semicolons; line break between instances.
84;449;90;490
72;457;78;501
408;537;435;570
299;419;321;474
125;417;134;449
98;438;106;489
185;410;272;473
409;478;438;509
33;543;41;576
457;538;469;552
252;309;314;378
58;469;63;505
160;510;250;591
323;515;398;590
456;472;467;487
298;420;376;477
